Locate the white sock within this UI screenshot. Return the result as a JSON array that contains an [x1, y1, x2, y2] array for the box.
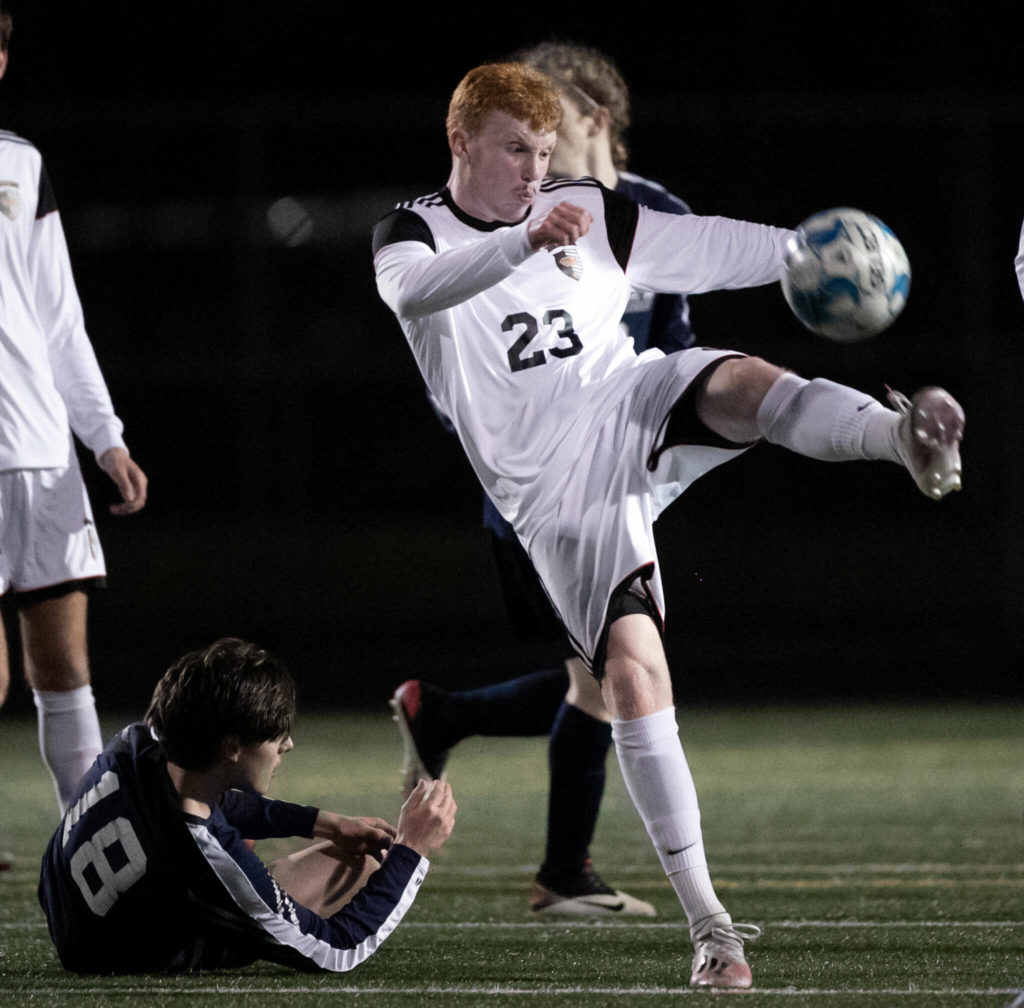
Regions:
[[33, 685, 103, 814], [756, 372, 903, 464], [611, 707, 730, 938]]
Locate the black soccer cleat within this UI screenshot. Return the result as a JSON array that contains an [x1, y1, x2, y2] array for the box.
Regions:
[[529, 859, 656, 918]]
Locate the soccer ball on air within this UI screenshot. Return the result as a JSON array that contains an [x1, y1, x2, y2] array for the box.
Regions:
[[781, 207, 911, 342]]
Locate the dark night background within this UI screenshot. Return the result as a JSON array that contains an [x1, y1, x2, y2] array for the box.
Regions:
[[2, 2, 1021, 717]]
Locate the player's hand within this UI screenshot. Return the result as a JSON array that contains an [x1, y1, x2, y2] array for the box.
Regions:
[[313, 812, 397, 860], [98, 446, 148, 515], [394, 779, 456, 857], [527, 201, 593, 251]]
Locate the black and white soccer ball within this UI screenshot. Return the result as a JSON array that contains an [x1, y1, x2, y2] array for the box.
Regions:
[[782, 207, 911, 343]]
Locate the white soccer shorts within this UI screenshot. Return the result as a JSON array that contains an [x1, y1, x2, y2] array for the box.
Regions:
[[518, 347, 753, 669], [0, 467, 106, 596]]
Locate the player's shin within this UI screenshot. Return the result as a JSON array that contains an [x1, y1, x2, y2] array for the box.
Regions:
[[755, 372, 902, 463], [610, 707, 728, 937]]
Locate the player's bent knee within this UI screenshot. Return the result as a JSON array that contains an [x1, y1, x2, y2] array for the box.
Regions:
[[22, 656, 91, 693], [602, 657, 672, 720], [708, 356, 782, 407], [698, 356, 783, 442], [602, 615, 673, 718], [269, 844, 381, 917]]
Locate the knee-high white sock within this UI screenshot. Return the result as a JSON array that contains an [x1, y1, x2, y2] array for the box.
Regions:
[[33, 685, 103, 814], [756, 372, 903, 464], [612, 707, 730, 938]]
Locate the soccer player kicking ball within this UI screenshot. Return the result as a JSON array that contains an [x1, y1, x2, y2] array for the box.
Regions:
[[39, 638, 456, 974], [372, 61, 963, 989], [391, 40, 702, 922]]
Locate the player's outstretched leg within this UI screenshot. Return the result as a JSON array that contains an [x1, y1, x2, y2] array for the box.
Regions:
[[753, 370, 965, 499]]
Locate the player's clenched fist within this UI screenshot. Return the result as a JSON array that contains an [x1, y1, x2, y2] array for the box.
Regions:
[[528, 201, 594, 251], [395, 778, 456, 856]]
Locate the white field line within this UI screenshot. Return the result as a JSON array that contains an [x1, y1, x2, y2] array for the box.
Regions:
[[439, 863, 1024, 876], [406, 920, 1022, 929], [4, 984, 1021, 998]]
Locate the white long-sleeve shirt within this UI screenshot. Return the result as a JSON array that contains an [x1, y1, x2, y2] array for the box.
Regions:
[[0, 129, 125, 470], [373, 178, 792, 529], [1016, 218, 1024, 304]]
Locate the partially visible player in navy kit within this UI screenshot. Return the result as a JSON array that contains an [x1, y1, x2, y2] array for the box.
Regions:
[[391, 42, 697, 920], [373, 61, 964, 988], [0, 4, 148, 813], [39, 638, 455, 974]]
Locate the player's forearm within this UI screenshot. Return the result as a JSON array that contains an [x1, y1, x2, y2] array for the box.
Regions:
[[31, 215, 127, 460], [220, 789, 319, 840], [374, 224, 534, 319], [52, 345, 126, 462]]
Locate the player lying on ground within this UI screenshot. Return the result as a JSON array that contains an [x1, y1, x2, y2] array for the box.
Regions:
[[372, 61, 964, 989], [38, 638, 455, 974]]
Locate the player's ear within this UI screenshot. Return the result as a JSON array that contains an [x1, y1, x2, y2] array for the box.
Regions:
[[220, 734, 243, 763], [0, 50, 8, 80], [449, 128, 470, 161], [589, 106, 611, 137]]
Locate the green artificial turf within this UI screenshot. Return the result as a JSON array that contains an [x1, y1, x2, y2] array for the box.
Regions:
[[1, 703, 1021, 1006]]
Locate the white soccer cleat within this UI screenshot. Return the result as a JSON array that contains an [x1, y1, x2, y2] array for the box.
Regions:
[[689, 922, 761, 989], [887, 386, 965, 500]]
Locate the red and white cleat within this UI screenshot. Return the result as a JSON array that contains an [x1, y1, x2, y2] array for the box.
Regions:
[[690, 922, 761, 989]]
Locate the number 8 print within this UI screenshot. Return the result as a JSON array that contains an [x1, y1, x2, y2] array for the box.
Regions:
[[69, 817, 147, 916]]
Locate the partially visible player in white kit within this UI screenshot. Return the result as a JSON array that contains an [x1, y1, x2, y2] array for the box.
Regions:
[[1016, 217, 1024, 302], [0, 6, 148, 814], [372, 61, 964, 989]]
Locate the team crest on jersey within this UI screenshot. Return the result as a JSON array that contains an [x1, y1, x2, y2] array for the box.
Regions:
[[553, 244, 584, 282], [0, 181, 21, 221]]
